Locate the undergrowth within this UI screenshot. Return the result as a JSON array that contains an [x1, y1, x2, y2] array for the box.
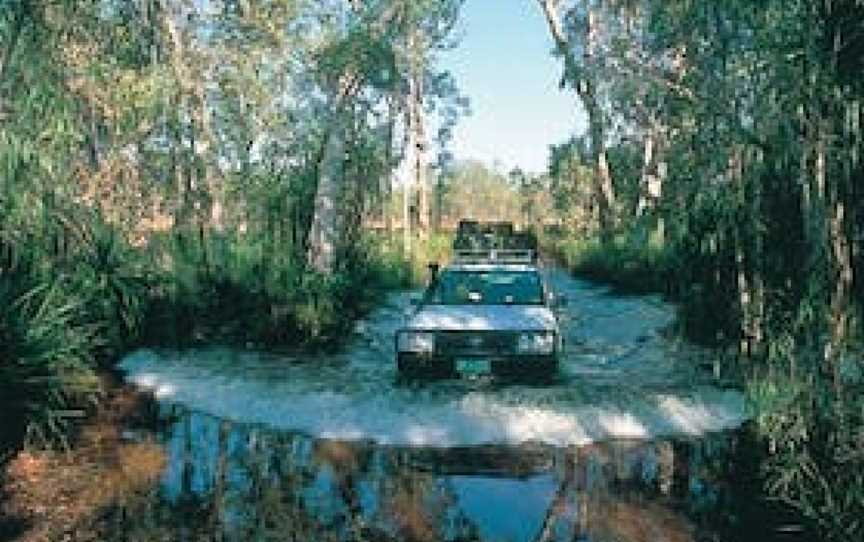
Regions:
[[1, 221, 426, 456], [545, 232, 674, 295]]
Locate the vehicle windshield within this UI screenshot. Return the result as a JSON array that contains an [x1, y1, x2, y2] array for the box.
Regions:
[[425, 270, 545, 306]]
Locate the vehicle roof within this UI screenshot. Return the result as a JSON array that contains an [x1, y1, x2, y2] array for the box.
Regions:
[[443, 263, 540, 273]]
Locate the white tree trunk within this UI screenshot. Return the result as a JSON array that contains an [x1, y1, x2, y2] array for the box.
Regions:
[[637, 124, 664, 217], [193, 77, 223, 231], [308, 107, 348, 274], [306, 0, 399, 272], [401, 112, 414, 254], [637, 121, 666, 243], [409, 35, 429, 240]]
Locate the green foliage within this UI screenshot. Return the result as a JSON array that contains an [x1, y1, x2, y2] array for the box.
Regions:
[[749, 366, 864, 541], [433, 160, 553, 226], [548, 233, 673, 296], [357, 235, 416, 291], [406, 233, 453, 283], [0, 267, 101, 455], [546, 140, 594, 230], [136, 231, 417, 350], [0, 205, 158, 456], [73, 224, 152, 358]]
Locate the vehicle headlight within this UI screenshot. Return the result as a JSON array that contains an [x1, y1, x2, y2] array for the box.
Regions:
[[398, 331, 436, 353], [517, 332, 555, 354]]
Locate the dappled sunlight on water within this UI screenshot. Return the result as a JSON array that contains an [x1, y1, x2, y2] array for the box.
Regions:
[[121, 347, 745, 447]]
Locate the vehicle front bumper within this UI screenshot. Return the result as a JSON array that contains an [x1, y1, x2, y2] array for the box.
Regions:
[[397, 352, 558, 378]]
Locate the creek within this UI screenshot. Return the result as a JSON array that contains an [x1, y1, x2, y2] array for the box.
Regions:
[[112, 269, 805, 541]]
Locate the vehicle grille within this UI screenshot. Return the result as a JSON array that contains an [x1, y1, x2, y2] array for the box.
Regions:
[[436, 331, 517, 356]]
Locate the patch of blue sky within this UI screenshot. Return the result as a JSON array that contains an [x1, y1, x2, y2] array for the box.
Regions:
[[437, 0, 587, 174]]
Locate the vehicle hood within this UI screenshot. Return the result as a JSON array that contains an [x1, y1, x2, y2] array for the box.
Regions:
[[405, 305, 556, 332]]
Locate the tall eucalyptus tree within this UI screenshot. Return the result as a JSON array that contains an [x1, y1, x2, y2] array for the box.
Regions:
[[537, 0, 617, 241], [306, 0, 462, 271]]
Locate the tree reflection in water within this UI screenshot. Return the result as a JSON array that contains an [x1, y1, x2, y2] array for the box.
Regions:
[[88, 403, 776, 542]]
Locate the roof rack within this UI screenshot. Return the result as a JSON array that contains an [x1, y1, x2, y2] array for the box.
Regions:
[[453, 249, 536, 265]]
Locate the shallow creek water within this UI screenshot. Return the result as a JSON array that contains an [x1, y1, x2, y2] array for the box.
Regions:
[[113, 269, 791, 541]]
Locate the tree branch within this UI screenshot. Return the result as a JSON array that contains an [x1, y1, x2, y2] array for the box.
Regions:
[[537, 0, 583, 90]]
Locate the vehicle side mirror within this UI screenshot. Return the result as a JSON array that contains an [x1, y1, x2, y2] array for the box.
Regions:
[[427, 262, 440, 283], [554, 294, 568, 308]]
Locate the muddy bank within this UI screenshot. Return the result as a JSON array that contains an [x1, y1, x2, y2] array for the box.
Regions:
[[0, 378, 164, 542]]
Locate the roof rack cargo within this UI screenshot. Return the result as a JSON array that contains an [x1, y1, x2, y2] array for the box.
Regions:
[[453, 249, 536, 265], [453, 220, 538, 253]]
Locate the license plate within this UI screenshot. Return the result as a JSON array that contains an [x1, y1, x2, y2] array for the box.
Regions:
[[456, 358, 491, 375]]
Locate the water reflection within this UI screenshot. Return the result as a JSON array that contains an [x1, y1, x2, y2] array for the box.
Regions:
[[99, 404, 750, 542]]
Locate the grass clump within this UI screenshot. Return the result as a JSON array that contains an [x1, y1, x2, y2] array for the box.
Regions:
[[0, 216, 156, 457], [547, 232, 674, 295], [746, 360, 864, 542], [138, 231, 424, 350], [0, 267, 100, 457]]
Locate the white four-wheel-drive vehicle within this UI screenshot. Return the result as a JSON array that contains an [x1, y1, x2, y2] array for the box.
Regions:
[[396, 249, 565, 379]]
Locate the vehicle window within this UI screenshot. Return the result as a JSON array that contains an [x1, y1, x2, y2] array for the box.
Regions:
[[426, 270, 544, 305]]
